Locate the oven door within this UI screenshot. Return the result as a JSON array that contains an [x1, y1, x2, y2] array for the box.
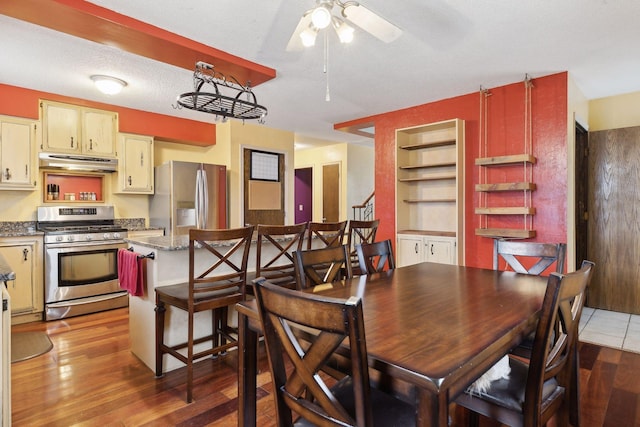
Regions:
[[44, 240, 128, 304]]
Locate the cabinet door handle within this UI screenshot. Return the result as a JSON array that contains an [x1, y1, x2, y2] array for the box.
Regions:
[[23, 248, 28, 261], [24, 164, 28, 177], [128, 176, 132, 186], [4, 168, 10, 181], [430, 244, 434, 255], [140, 152, 144, 166], [89, 139, 93, 150], [70, 136, 74, 148], [414, 243, 419, 254]]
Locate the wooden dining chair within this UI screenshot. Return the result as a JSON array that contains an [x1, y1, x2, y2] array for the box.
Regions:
[[293, 245, 353, 289], [254, 222, 308, 290], [253, 279, 417, 427], [154, 225, 254, 403], [356, 239, 395, 274], [455, 260, 594, 427], [494, 239, 567, 276], [306, 220, 347, 249], [346, 219, 379, 275]]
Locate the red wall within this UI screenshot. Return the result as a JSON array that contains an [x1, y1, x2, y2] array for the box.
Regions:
[[0, 84, 216, 146], [372, 72, 568, 269]]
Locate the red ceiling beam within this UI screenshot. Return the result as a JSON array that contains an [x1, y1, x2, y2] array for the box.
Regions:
[[0, 0, 276, 87]]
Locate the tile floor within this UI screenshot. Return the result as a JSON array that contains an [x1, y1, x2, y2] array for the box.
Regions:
[[579, 306, 640, 353]]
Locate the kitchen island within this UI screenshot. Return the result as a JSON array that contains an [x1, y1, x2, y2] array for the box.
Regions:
[[124, 233, 295, 373]]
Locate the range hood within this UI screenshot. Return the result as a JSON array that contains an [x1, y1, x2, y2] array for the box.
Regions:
[[39, 153, 118, 173]]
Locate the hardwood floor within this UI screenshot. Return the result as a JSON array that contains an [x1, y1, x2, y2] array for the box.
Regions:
[[11, 307, 640, 426]]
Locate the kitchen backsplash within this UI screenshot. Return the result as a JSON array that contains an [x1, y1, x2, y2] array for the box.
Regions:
[[0, 218, 149, 234]]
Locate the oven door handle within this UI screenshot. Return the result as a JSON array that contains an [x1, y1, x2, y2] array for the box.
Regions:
[[46, 292, 128, 308], [46, 240, 126, 249]]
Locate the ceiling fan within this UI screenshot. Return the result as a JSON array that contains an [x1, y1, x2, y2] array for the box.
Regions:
[[286, 0, 402, 51]]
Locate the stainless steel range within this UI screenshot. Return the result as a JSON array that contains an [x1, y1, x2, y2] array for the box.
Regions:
[[37, 206, 129, 320]]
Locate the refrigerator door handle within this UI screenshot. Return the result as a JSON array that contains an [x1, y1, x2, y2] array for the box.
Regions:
[[195, 168, 209, 229]]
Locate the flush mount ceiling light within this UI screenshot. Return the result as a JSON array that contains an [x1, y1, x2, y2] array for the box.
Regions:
[[174, 62, 268, 123], [286, 0, 402, 51], [90, 75, 127, 95]]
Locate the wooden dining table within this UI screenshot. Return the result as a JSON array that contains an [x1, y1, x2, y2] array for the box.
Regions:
[[236, 262, 548, 427]]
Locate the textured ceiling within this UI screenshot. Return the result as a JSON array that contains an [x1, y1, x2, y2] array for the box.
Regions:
[[1, 0, 639, 148]]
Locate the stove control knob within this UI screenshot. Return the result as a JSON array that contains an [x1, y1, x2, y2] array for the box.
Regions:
[[85, 235, 92, 241], [67, 235, 74, 242], [56, 236, 64, 242], [113, 232, 121, 239], [103, 233, 111, 240]]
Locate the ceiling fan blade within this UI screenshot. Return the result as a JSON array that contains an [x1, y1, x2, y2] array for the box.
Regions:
[[286, 13, 313, 52], [342, 3, 402, 43]]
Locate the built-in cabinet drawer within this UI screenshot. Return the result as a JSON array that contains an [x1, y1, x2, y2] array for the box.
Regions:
[[397, 233, 456, 267]]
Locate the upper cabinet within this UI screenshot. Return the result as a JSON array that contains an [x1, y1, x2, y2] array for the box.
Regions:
[[114, 133, 154, 194], [41, 100, 117, 158], [396, 119, 465, 265], [0, 115, 38, 190]]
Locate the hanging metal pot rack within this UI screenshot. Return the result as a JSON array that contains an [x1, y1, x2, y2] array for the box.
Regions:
[[174, 61, 268, 123]]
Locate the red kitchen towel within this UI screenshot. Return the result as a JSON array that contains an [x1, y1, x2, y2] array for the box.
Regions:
[[118, 248, 145, 296]]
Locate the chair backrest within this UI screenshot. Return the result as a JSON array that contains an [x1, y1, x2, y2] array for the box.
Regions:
[[293, 245, 353, 289], [256, 223, 308, 289], [524, 260, 594, 423], [189, 225, 254, 300], [307, 221, 347, 250], [493, 240, 567, 275], [356, 239, 395, 274], [346, 220, 380, 254], [253, 279, 373, 427]]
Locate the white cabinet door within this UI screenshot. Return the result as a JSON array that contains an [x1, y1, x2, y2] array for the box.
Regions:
[[83, 109, 117, 157], [424, 237, 456, 265], [41, 101, 81, 153], [116, 133, 154, 194], [0, 238, 42, 316], [0, 117, 36, 189], [397, 234, 423, 267]]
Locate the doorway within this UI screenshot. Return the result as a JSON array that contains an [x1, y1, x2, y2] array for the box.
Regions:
[[322, 163, 340, 222], [574, 122, 588, 272], [294, 167, 312, 224]]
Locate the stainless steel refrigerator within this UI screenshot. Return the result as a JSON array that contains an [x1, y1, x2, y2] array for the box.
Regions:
[[149, 161, 227, 236]]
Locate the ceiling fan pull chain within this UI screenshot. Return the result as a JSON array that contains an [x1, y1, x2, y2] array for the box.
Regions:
[[324, 30, 331, 101]]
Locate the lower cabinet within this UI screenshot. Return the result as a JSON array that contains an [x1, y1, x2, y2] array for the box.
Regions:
[[397, 233, 456, 267], [0, 236, 43, 324]]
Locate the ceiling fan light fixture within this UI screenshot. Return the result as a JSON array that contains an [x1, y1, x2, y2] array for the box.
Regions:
[[300, 26, 319, 47], [311, 4, 332, 29], [332, 17, 354, 43], [90, 75, 127, 95]]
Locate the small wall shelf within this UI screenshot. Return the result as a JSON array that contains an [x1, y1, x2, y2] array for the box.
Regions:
[[475, 182, 536, 192], [475, 154, 536, 166], [399, 175, 456, 183], [475, 228, 536, 239], [403, 198, 457, 203], [475, 207, 536, 215]]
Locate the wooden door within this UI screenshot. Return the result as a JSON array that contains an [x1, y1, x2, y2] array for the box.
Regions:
[[575, 122, 588, 271], [322, 163, 340, 222], [588, 126, 640, 314], [244, 148, 285, 226]]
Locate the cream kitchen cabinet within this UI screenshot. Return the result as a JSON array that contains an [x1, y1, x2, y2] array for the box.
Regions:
[[114, 133, 154, 194], [0, 115, 38, 190], [397, 232, 456, 267], [0, 236, 43, 324], [41, 100, 118, 157]]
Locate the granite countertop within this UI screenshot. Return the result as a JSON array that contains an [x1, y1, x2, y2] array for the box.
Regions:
[[125, 234, 190, 251], [0, 251, 16, 282], [0, 221, 43, 238]]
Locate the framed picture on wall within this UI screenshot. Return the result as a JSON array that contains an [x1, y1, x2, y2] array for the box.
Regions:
[[250, 150, 279, 182]]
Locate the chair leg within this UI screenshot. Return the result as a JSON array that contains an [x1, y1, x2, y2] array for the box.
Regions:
[[187, 309, 194, 403], [154, 299, 166, 378]]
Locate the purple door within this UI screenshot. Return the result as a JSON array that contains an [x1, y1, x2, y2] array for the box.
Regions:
[[295, 167, 312, 224]]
